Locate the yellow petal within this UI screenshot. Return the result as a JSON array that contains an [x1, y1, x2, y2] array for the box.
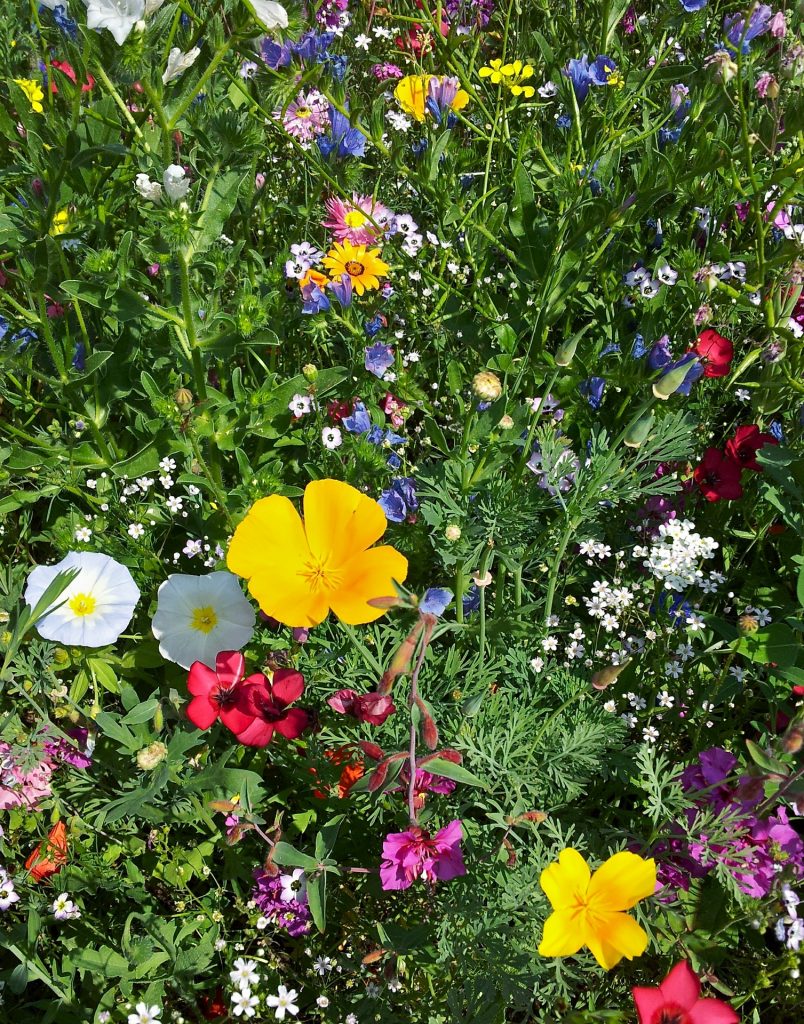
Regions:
[[540, 848, 591, 911], [303, 479, 388, 568], [227, 495, 310, 581], [538, 909, 585, 958], [394, 76, 427, 121], [329, 546, 408, 625], [248, 561, 330, 628], [588, 851, 656, 911], [452, 89, 470, 112], [583, 911, 649, 970]]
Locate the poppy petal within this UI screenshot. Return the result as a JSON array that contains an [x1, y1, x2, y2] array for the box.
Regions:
[[632, 987, 666, 1024], [537, 909, 586, 958], [227, 495, 311, 580], [329, 546, 409, 625], [303, 479, 388, 568], [584, 911, 648, 970], [659, 962, 701, 1010], [249, 559, 331, 628], [587, 851, 656, 910], [235, 719, 275, 747], [219, 704, 257, 736], [186, 695, 219, 730], [215, 650, 245, 687], [187, 661, 219, 697], [688, 999, 740, 1024], [540, 847, 591, 911]]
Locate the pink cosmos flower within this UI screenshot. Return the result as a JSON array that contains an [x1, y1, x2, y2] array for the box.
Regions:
[[323, 194, 394, 246], [632, 961, 739, 1024], [380, 819, 465, 890], [278, 90, 329, 144], [186, 650, 256, 733]]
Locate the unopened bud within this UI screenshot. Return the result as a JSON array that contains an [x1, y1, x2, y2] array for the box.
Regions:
[[137, 741, 168, 771], [624, 411, 655, 448], [554, 335, 580, 367], [445, 524, 461, 542], [174, 387, 194, 413], [739, 614, 759, 634], [302, 363, 318, 382], [152, 704, 164, 733]]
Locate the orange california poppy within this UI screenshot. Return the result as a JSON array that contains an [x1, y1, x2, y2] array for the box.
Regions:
[[227, 479, 408, 628], [25, 820, 68, 882]]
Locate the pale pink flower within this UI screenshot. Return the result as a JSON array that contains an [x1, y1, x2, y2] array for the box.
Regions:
[[769, 11, 786, 37], [322, 193, 394, 245], [277, 90, 328, 144]]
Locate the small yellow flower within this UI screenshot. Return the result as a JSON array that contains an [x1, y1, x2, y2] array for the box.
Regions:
[[478, 59, 535, 99], [479, 59, 505, 85], [394, 75, 428, 121], [14, 78, 44, 114]]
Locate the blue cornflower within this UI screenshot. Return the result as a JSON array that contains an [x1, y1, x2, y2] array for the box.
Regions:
[[317, 106, 366, 160], [579, 376, 606, 410], [364, 341, 394, 377]]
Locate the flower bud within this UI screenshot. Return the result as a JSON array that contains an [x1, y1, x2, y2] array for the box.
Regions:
[[174, 387, 194, 413], [137, 741, 168, 771], [554, 335, 580, 367], [652, 358, 698, 400], [152, 704, 164, 733], [498, 414, 514, 430], [302, 363, 318, 382], [738, 614, 759, 634], [472, 370, 502, 402], [623, 411, 655, 448], [445, 524, 461, 542]]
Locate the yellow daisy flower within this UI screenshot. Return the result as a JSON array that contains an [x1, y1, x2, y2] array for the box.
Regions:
[[323, 240, 389, 296]]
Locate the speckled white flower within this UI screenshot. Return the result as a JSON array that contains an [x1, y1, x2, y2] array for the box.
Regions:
[[151, 571, 255, 669], [24, 552, 140, 647]]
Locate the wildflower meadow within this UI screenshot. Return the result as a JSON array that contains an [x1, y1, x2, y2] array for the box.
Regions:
[[2, 0, 804, 1021]]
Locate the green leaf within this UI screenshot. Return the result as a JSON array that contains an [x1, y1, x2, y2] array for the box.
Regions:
[[59, 280, 154, 323], [189, 171, 249, 258], [307, 871, 326, 933], [71, 946, 130, 979], [94, 712, 140, 751], [745, 739, 788, 776], [9, 961, 28, 994], [734, 623, 800, 668], [271, 842, 319, 871], [421, 757, 488, 789], [121, 699, 160, 725]]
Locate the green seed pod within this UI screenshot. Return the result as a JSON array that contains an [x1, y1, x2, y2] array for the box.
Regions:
[[623, 411, 655, 448]]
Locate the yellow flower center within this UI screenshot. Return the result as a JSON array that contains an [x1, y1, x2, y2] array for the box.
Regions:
[[68, 593, 96, 617], [344, 210, 368, 228], [296, 106, 311, 119], [345, 260, 365, 277], [301, 559, 341, 593], [190, 606, 218, 633]]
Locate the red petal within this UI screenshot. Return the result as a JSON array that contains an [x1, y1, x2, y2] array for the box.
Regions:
[[271, 669, 305, 708], [659, 962, 700, 1010], [187, 662, 218, 697], [187, 695, 219, 730], [219, 705, 257, 736], [236, 719, 274, 747], [274, 707, 311, 740], [631, 987, 665, 1024], [232, 677, 270, 716], [688, 999, 740, 1024], [215, 650, 245, 688]]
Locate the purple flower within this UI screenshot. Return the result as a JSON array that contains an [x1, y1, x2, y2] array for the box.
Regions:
[[252, 868, 311, 936], [43, 728, 93, 770], [680, 0, 708, 10], [564, 55, 592, 102], [365, 342, 395, 378], [724, 5, 773, 53], [329, 272, 352, 308], [300, 280, 330, 315], [426, 76, 463, 124], [261, 38, 293, 69], [589, 55, 618, 86], [647, 334, 673, 370]]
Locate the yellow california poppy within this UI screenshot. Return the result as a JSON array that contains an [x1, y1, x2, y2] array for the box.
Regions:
[[323, 240, 389, 296], [394, 74, 469, 122], [14, 78, 44, 114], [227, 479, 408, 628], [538, 848, 656, 970], [394, 75, 429, 121]]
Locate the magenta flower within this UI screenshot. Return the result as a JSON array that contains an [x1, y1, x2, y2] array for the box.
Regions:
[[380, 819, 465, 890]]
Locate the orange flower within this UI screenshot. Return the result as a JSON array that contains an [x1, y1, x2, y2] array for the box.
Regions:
[[26, 821, 68, 882]]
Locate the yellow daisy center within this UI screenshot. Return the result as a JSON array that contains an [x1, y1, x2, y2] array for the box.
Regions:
[[68, 593, 96, 617], [344, 210, 368, 228], [296, 106, 311, 119], [345, 260, 365, 276], [190, 606, 218, 633]]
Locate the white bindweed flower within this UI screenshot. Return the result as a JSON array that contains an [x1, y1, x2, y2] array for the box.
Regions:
[[162, 46, 202, 85], [135, 173, 162, 202], [151, 571, 255, 669], [84, 0, 145, 46], [247, 0, 288, 30], [163, 164, 190, 203], [24, 552, 140, 648]]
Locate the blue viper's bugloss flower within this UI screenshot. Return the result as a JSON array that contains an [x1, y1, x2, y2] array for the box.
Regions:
[[580, 376, 606, 409], [724, 5, 772, 53], [419, 588, 453, 617], [261, 38, 293, 68], [411, 138, 429, 157], [300, 282, 330, 314], [365, 341, 394, 377], [659, 125, 683, 148], [322, 54, 348, 81], [387, 452, 402, 470], [0, 316, 9, 341], [343, 401, 372, 434], [769, 420, 784, 443], [72, 341, 86, 371], [680, 0, 708, 10], [364, 316, 385, 340], [317, 107, 366, 159], [378, 477, 418, 523], [632, 334, 648, 358], [600, 343, 620, 357], [556, 114, 571, 128], [647, 335, 673, 370], [10, 327, 37, 352]]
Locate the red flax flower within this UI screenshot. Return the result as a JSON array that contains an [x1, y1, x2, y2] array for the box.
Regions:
[[632, 961, 739, 1024], [725, 424, 777, 472], [327, 688, 396, 725], [26, 821, 68, 882], [693, 448, 743, 502], [232, 669, 310, 747], [692, 329, 734, 377], [186, 650, 256, 734]]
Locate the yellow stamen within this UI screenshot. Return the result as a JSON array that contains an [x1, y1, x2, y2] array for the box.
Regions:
[[190, 606, 218, 633], [69, 593, 96, 617]]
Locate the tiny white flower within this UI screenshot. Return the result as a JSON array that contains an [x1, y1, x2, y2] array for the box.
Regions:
[[354, 33, 371, 50], [128, 523, 145, 539], [74, 526, 92, 542], [289, 394, 312, 417], [322, 426, 342, 449], [642, 725, 660, 744], [265, 984, 299, 1020], [230, 958, 260, 989], [230, 988, 258, 1018], [657, 691, 675, 708], [162, 46, 202, 85], [603, 699, 617, 713], [127, 1003, 161, 1024], [279, 869, 306, 904]]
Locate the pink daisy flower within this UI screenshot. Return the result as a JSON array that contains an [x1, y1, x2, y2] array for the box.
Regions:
[[323, 193, 394, 245], [277, 89, 329, 144]]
